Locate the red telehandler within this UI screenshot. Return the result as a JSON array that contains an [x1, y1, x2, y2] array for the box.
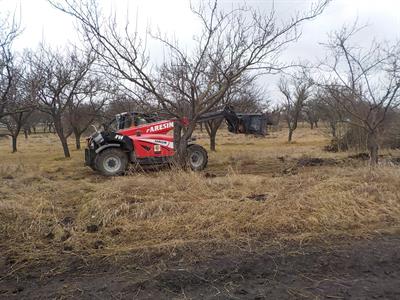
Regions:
[[85, 106, 267, 176]]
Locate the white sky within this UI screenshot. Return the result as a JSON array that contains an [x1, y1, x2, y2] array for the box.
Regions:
[[1, 0, 400, 101]]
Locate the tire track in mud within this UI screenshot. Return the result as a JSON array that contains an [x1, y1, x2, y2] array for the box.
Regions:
[[1, 234, 399, 299], [206, 156, 339, 177], [206, 154, 400, 177]]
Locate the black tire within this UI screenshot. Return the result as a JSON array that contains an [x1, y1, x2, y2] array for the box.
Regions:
[[95, 148, 128, 176], [187, 144, 208, 171]]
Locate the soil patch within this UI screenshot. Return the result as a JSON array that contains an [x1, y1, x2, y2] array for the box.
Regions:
[[348, 152, 370, 160], [1, 234, 399, 299], [297, 157, 337, 167]]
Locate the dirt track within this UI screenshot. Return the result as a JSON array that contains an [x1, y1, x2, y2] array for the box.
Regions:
[[1, 234, 399, 299]]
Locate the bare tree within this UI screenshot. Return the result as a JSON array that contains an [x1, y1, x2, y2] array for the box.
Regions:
[[0, 58, 39, 152], [23, 110, 46, 134], [318, 24, 400, 165], [314, 88, 345, 139], [279, 75, 312, 142], [1, 110, 33, 152], [30, 46, 95, 157], [303, 97, 320, 129], [267, 104, 283, 130], [0, 14, 20, 118], [66, 75, 108, 149], [50, 0, 330, 165]]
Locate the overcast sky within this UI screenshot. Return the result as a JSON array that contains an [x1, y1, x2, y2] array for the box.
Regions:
[[2, 0, 400, 101]]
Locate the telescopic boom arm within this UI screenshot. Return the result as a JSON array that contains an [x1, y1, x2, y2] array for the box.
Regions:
[[194, 106, 242, 133]]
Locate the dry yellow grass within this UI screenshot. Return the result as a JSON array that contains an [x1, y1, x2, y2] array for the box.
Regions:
[[1, 127, 400, 269]]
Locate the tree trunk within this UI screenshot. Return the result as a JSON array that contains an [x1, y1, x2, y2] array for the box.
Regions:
[[75, 134, 81, 150], [205, 119, 223, 152], [310, 122, 314, 130], [74, 129, 81, 150], [173, 123, 186, 168], [11, 135, 17, 153], [286, 116, 297, 143], [173, 122, 196, 168], [24, 130, 28, 139], [210, 132, 216, 151], [54, 120, 71, 158], [330, 122, 337, 138], [60, 136, 70, 158], [367, 131, 379, 166], [288, 128, 294, 142]]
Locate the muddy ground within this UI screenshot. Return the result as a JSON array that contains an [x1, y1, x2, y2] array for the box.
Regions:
[[1, 234, 399, 299]]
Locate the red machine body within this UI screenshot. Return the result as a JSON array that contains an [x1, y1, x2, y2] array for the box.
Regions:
[[117, 119, 176, 158]]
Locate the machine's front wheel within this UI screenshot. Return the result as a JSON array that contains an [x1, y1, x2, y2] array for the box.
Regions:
[[187, 144, 208, 171], [95, 148, 128, 176]]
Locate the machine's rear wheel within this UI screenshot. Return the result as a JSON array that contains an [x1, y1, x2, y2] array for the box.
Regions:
[[187, 144, 208, 171], [95, 148, 128, 176]]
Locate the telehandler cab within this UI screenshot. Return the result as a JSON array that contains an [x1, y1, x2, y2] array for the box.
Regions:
[[85, 106, 267, 176]]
